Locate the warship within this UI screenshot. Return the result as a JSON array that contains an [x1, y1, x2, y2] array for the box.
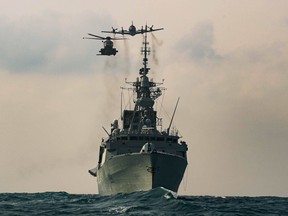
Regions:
[[89, 26, 188, 195]]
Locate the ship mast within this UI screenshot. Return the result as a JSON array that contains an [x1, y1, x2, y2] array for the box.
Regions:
[[140, 25, 150, 76], [127, 25, 164, 134], [133, 25, 155, 112]]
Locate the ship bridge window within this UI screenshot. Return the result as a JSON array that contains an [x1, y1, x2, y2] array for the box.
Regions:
[[139, 136, 144, 140], [157, 137, 164, 141], [151, 137, 155, 141], [121, 136, 128, 140]]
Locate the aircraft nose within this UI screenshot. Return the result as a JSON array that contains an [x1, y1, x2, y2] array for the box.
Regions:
[[129, 25, 136, 32]]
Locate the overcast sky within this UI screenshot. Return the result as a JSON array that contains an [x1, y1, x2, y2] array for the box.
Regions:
[[1, 0, 288, 196]]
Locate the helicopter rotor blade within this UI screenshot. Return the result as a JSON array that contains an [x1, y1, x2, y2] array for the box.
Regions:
[[87, 33, 105, 40], [83, 37, 102, 40]]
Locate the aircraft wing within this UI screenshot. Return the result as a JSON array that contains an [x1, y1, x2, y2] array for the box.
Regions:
[[134, 30, 145, 35], [102, 30, 117, 34], [134, 27, 164, 35], [101, 30, 129, 35], [101, 27, 164, 36], [145, 27, 164, 33]]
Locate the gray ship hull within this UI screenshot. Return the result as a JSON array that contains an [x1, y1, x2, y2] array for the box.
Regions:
[[97, 152, 187, 195]]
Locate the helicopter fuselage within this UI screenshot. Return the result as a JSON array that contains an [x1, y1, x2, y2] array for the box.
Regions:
[[99, 39, 117, 56], [99, 46, 117, 56]]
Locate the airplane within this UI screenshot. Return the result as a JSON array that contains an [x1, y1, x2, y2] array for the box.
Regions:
[[83, 33, 127, 56], [102, 22, 164, 36]]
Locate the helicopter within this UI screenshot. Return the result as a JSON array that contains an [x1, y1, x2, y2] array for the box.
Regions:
[[102, 22, 164, 36], [83, 33, 127, 56]]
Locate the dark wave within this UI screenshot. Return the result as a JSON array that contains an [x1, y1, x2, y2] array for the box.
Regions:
[[0, 188, 287, 215]]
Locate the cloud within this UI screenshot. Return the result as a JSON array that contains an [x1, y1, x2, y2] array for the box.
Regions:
[[0, 14, 59, 73], [177, 21, 222, 63], [165, 22, 288, 195], [0, 11, 114, 74]]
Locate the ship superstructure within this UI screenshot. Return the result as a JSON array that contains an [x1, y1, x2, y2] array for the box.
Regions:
[[89, 27, 188, 195]]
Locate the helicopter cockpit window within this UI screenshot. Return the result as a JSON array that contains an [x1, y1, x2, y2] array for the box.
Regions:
[[104, 40, 113, 47]]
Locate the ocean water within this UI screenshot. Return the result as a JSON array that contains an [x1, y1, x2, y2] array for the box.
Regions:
[[0, 188, 287, 216]]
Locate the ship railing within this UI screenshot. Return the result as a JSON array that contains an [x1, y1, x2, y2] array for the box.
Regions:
[[162, 127, 178, 137]]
